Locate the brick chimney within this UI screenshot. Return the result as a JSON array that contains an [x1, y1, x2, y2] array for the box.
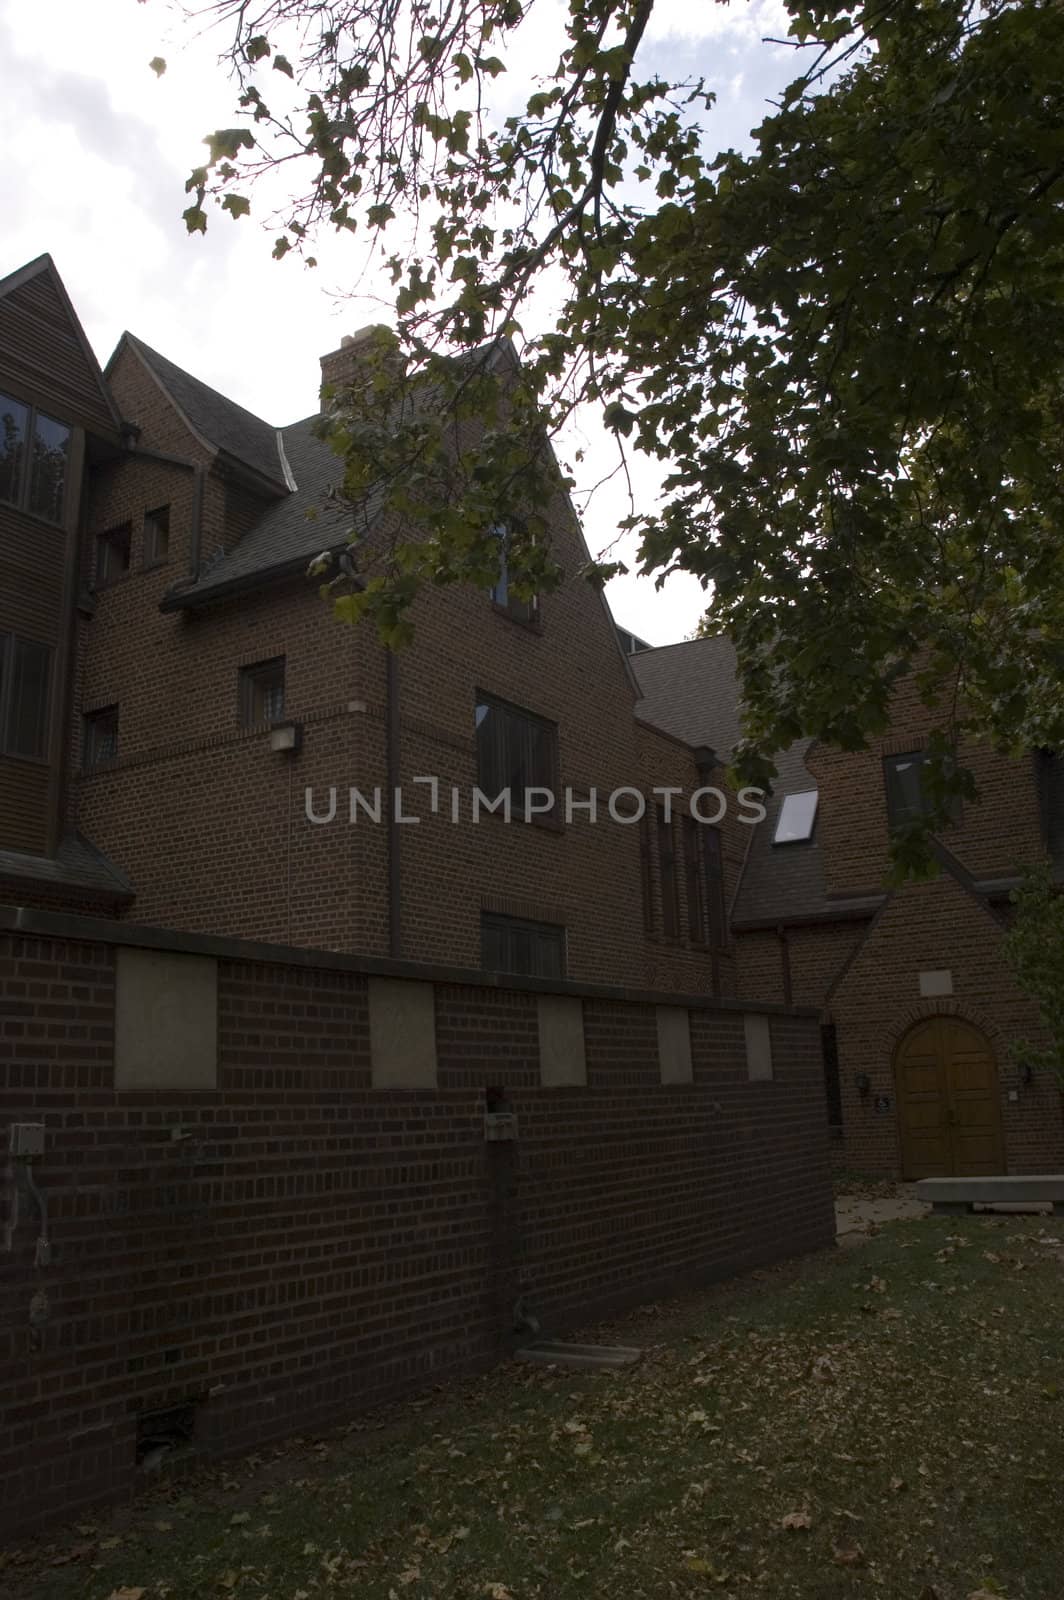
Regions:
[[319, 325, 393, 407]]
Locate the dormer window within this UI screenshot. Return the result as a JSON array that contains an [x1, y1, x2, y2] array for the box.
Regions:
[[0, 392, 71, 526], [774, 789, 818, 844]]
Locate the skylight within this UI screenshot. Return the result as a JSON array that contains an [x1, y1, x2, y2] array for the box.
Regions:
[[773, 789, 818, 844]]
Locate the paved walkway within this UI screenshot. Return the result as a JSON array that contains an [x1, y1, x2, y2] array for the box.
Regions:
[[835, 1181, 928, 1247]]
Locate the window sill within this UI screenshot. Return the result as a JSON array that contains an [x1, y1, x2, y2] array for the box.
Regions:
[[491, 601, 542, 634]]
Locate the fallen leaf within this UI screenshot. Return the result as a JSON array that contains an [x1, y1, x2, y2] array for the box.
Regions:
[[781, 1509, 813, 1531], [108, 1590, 146, 1600], [832, 1543, 866, 1567], [229, 1512, 251, 1527]]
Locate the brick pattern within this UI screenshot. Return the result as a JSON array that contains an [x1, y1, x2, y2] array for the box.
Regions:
[[828, 875, 1064, 1176], [67, 356, 743, 992], [0, 928, 832, 1535]]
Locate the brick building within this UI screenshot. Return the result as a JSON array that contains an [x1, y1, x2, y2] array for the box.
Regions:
[[0, 254, 840, 1534], [633, 637, 1064, 1179], [3, 249, 1059, 1189], [2, 255, 741, 997]]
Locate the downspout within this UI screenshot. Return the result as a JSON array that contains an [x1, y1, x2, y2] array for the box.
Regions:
[[188, 466, 206, 581], [386, 647, 402, 959], [777, 922, 793, 1008]]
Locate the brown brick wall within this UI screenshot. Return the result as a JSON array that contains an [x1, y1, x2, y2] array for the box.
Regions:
[[808, 673, 1046, 900], [69, 367, 749, 994], [828, 874, 1064, 1176], [0, 919, 832, 1536]]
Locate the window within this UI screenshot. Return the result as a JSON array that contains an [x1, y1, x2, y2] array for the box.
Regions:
[[883, 750, 960, 827], [0, 393, 28, 507], [821, 1024, 843, 1132], [683, 814, 705, 944], [0, 633, 51, 760], [640, 812, 655, 935], [701, 824, 727, 947], [83, 705, 119, 770], [29, 413, 71, 523], [95, 523, 131, 587], [656, 805, 680, 939], [481, 913, 566, 979], [144, 504, 170, 567], [683, 816, 727, 947], [489, 524, 539, 626], [0, 393, 70, 525], [774, 789, 818, 844], [239, 657, 286, 727], [475, 692, 558, 817]]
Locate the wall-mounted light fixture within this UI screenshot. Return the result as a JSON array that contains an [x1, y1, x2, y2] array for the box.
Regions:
[[269, 721, 302, 756]]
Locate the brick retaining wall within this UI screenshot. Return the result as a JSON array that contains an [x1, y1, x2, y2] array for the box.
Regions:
[[0, 907, 833, 1536]]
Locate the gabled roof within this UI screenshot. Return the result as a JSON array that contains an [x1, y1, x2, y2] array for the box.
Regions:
[[0, 253, 121, 438], [630, 635, 884, 928], [114, 332, 289, 491], [160, 411, 363, 610]]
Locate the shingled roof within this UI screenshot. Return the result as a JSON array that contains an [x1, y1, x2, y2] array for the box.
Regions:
[[159, 411, 362, 610], [119, 333, 290, 491], [630, 637, 884, 929], [0, 833, 133, 901]]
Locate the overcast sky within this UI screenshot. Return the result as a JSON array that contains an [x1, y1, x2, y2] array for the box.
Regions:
[[0, 0, 798, 645]]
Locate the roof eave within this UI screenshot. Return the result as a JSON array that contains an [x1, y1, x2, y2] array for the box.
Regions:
[[159, 544, 357, 613]]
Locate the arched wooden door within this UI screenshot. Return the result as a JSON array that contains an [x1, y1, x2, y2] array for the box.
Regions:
[[894, 1017, 1006, 1179]]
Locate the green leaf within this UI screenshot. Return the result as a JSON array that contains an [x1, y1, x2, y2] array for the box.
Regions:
[[222, 194, 251, 219], [148, 57, 166, 78], [182, 205, 207, 235]]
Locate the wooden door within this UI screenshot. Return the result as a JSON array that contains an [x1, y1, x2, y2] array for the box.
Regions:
[[895, 1017, 1005, 1179]]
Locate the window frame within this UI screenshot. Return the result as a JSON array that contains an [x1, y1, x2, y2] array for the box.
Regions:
[[488, 524, 541, 629], [639, 811, 655, 935], [682, 815, 727, 949], [474, 690, 559, 822], [238, 656, 287, 729], [883, 749, 961, 828], [94, 522, 132, 588], [143, 504, 171, 569], [0, 632, 53, 764], [481, 911, 567, 979], [656, 804, 680, 940], [82, 704, 119, 772], [773, 788, 819, 845], [0, 391, 71, 528]]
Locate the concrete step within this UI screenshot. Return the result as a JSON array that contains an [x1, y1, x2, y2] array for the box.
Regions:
[[514, 1340, 642, 1370], [916, 1175, 1064, 1214]]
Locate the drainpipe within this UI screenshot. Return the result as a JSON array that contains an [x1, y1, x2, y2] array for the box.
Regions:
[[386, 647, 402, 959], [188, 466, 206, 581], [777, 922, 793, 1008]]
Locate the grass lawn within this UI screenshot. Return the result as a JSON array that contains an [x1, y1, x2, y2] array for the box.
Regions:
[[7, 1212, 1064, 1600]]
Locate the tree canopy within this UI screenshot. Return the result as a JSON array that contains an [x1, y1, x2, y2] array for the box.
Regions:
[[165, 0, 1064, 846]]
